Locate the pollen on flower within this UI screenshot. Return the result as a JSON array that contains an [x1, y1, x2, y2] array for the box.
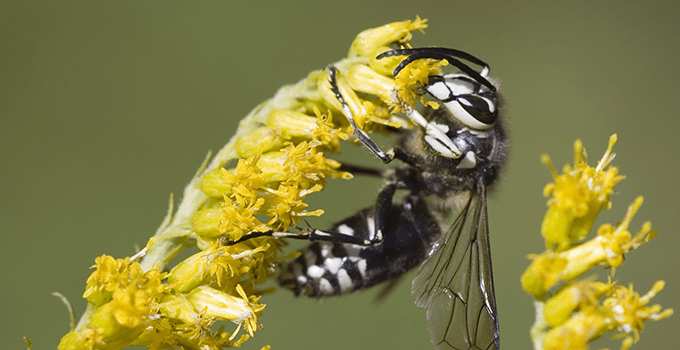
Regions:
[[83, 255, 165, 307], [218, 194, 268, 242], [349, 16, 428, 60], [523, 196, 657, 296], [61, 18, 436, 350], [601, 281, 673, 348], [542, 281, 672, 350], [541, 134, 625, 251], [167, 242, 272, 293], [394, 58, 445, 111], [110, 286, 154, 328], [521, 253, 567, 297], [309, 106, 349, 152], [543, 280, 612, 327], [525, 135, 672, 350], [58, 327, 104, 350], [186, 285, 266, 337]]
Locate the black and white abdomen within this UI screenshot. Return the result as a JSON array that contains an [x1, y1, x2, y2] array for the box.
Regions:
[[278, 193, 440, 297]]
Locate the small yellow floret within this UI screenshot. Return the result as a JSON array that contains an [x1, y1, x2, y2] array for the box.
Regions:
[[543, 281, 672, 350], [349, 16, 427, 59], [523, 197, 656, 295], [187, 285, 265, 337], [541, 135, 624, 251]]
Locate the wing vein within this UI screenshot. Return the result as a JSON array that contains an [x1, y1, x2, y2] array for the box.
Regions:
[[412, 183, 500, 350]]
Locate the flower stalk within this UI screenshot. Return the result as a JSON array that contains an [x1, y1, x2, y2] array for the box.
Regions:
[[58, 17, 440, 350], [522, 135, 672, 350]]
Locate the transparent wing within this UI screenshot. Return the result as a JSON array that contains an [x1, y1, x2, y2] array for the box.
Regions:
[[412, 184, 500, 350]]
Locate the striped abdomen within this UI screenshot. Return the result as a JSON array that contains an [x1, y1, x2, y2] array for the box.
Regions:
[[278, 194, 440, 297]]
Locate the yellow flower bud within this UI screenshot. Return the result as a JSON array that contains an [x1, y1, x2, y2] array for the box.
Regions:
[[191, 208, 223, 237], [235, 127, 285, 158], [167, 250, 211, 293], [348, 17, 428, 59], [88, 299, 149, 350], [201, 168, 233, 198], [345, 64, 395, 103], [158, 293, 200, 324], [187, 285, 265, 336], [58, 327, 104, 350], [543, 307, 604, 350], [266, 109, 319, 138], [540, 135, 624, 251], [521, 253, 567, 296], [544, 281, 610, 327]]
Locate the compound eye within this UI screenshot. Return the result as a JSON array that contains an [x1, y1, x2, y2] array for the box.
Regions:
[[457, 95, 498, 126]]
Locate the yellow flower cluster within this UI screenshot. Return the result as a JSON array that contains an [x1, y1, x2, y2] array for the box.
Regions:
[[59, 248, 265, 349], [522, 135, 672, 350], [59, 18, 442, 350], [193, 17, 443, 251]]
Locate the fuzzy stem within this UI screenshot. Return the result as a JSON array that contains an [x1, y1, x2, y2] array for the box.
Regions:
[[530, 299, 548, 350]]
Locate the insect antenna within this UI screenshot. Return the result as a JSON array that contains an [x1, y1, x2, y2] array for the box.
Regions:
[[377, 47, 496, 92]]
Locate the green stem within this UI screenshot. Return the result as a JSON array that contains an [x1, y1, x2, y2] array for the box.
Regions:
[[530, 299, 548, 350]]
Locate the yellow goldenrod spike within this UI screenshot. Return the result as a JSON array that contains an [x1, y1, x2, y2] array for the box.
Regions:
[[528, 135, 671, 350], [63, 19, 449, 350]]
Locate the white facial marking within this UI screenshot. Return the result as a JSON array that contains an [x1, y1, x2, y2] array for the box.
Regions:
[[443, 100, 493, 130], [456, 151, 477, 169], [307, 265, 324, 279], [485, 97, 496, 114], [296, 275, 307, 284], [324, 257, 342, 274], [337, 269, 353, 292], [446, 77, 475, 96], [426, 81, 451, 100]]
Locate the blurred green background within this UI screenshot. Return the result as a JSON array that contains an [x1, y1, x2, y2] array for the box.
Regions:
[[2, 1, 678, 349]]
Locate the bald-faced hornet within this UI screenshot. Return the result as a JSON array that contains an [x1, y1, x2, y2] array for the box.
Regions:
[[233, 47, 506, 350]]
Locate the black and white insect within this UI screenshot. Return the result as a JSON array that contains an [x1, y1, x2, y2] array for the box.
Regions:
[[234, 47, 506, 350]]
